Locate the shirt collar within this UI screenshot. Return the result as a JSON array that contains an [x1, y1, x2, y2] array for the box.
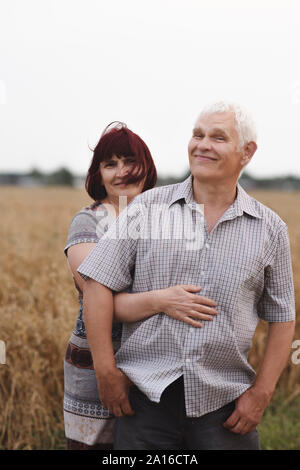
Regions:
[[168, 174, 194, 208], [168, 174, 261, 219], [235, 183, 262, 219]]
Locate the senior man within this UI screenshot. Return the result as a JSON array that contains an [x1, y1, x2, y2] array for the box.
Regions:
[[77, 102, 295, 450]]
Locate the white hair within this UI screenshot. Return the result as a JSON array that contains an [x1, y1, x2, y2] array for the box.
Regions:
[[197, 101, 257, 149]]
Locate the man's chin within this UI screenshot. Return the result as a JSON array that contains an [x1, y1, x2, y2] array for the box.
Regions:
[[191, 170, 216, 182]]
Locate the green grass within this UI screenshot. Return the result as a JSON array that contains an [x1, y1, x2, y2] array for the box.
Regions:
[[258, 393, 300, 450], [50, 429, 67, 450]]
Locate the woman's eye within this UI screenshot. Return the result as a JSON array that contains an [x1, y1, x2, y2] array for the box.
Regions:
[[124, 160, 135, 167]]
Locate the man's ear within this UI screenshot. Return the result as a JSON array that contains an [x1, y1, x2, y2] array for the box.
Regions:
[[241, 141, 257, 166]]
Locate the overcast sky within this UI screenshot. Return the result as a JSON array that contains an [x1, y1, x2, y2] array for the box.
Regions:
[[1, 0, 300, 178]]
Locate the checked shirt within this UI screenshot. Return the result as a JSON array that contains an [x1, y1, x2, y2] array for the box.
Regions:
[[78, 175, 295, 417]]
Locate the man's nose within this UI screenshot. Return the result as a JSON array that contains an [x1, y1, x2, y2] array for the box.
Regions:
[[196, 136, 212, 151]]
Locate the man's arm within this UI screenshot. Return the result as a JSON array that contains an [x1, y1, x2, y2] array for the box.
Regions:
[[224, 223, 296, 435], [223, 320, 295, 435], [82, 279, 134, 417]]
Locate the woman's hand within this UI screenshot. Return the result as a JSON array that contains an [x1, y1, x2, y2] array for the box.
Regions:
[[156, 285, 218, 327]]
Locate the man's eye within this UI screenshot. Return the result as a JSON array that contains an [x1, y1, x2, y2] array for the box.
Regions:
[[193, 134, 203, 139], [215, 136, 225, 141]]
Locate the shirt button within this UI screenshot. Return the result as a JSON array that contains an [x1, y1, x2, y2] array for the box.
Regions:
[[205, 243, 210, 249], [201, 270, 205, 275], [185, 358, 191, 364]]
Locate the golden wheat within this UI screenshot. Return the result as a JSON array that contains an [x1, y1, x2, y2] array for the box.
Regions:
[[0, 187, 299, 449]]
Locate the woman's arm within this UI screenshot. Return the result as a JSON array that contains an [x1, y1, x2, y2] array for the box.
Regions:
[[67, 244, 218, 327], [114, 286, 218, 327], [66, 243, 97, 292]]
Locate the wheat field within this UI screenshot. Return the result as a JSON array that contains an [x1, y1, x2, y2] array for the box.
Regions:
[[0, 186, 299, 450]]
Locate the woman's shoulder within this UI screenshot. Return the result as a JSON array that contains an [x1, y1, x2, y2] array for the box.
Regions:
[[67, 201, 107, 236], [65, 202, 105, 254], [82, 200, 103, 212], [76, 200, 103, 215], [71, 201, 104, 222]]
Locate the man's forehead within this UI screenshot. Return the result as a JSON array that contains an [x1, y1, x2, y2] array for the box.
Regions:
[[194, 111, 236, 130]]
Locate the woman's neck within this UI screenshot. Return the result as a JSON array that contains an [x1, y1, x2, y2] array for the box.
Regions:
[[101, 195, 130, 217]]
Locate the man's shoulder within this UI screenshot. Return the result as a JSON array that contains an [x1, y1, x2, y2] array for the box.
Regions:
[[131, 181, 185, 205], [247, 193, 287, 231]]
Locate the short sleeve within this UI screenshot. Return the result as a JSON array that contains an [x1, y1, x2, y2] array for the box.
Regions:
[[257, 224, 295, 322], [77, 200, 146, 292], [64, 209, 103, 256]]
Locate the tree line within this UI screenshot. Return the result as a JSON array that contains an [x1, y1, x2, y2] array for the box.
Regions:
[[1, 167, 300, 190]]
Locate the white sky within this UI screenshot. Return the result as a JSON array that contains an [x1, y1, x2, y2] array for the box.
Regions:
[[1, 0, 300, 178]]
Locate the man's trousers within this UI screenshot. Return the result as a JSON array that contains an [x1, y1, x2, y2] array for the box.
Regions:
[[114, 376, 261, 450]]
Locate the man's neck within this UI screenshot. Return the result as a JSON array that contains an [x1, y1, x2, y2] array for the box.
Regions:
[[192, 177, 238, 210], [192, 177, 238, 232]]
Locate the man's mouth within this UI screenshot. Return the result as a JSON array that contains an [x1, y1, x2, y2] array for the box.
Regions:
[[194, 155, 217, 161]]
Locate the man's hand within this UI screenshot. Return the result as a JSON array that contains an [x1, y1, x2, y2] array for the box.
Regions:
[[96, 367, 134, 418], [223, 386, 271, 435]]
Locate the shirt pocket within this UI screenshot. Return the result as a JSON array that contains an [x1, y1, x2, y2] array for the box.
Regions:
[[230, 257, 265, 294]]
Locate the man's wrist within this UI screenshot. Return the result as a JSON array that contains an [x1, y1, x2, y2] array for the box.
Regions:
[[94, 361, 118, 378], [251, 381, 275, 402]]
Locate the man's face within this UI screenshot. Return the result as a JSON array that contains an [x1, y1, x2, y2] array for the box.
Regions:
[[188, 111, 251, 184]]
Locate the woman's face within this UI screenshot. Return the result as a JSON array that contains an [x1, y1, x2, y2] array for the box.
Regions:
[[99, 154, 144, 203]]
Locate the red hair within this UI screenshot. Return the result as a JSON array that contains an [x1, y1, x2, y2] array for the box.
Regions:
[[85, 122, 157, 201]]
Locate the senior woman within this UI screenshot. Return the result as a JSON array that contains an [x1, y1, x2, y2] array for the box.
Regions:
[[64, 122, 218, 449]]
